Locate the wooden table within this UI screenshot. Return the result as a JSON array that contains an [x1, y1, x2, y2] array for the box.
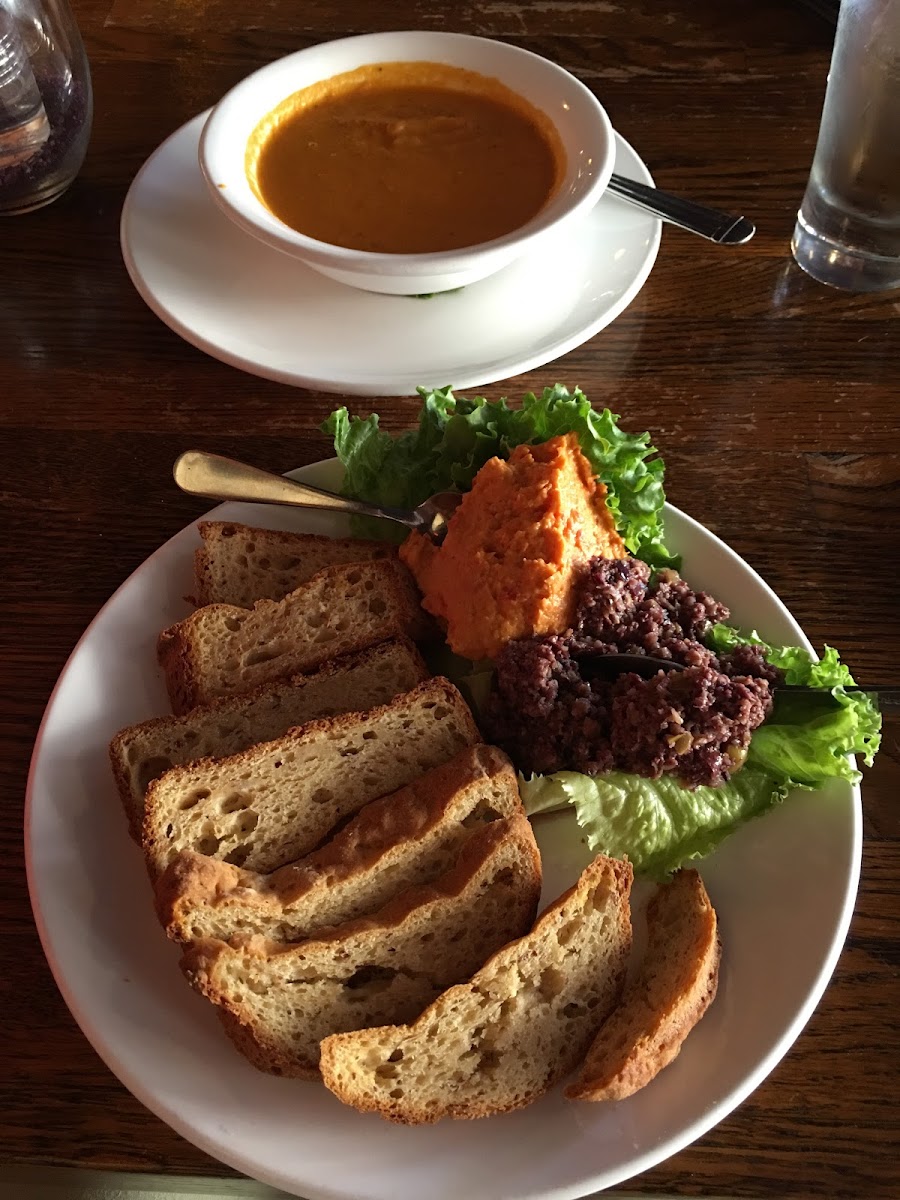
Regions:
[[2, 0, 898, 1195]]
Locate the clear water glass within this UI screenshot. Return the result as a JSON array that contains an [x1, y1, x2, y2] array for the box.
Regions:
[[791, 0, 900, 291], [0, 0, 92, 214]]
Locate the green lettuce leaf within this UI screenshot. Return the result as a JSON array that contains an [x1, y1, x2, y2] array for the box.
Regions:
[[322, 383, 677, 568], [707, 624, 881, 784], [519, 766, 788, 879]]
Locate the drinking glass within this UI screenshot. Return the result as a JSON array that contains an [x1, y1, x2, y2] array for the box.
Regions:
[[0, 0, 92, 214], [791, 0, 900, 291]]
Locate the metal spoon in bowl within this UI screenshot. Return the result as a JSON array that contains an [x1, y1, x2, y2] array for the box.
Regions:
[[173, 449, 463, 545], [606, 174, 756, 245]]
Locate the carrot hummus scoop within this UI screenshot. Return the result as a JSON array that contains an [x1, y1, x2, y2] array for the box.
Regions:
[[399, 433, 627, 662]]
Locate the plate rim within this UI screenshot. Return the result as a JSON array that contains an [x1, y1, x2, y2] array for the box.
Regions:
[[24, 464, 862, 1199], [119, 112, 662, 397]]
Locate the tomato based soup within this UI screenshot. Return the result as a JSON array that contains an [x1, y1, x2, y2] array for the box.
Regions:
[[246, 62, 565, 253]]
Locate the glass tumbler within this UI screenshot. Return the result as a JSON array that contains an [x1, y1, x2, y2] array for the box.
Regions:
[[791, 0, 900, 291], [0, 0, 92, 214]]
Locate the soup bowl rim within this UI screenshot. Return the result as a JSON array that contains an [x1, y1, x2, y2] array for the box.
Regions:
[[198, 30, 615, 290]]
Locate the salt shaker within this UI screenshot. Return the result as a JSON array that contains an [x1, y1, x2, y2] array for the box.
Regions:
[[0, 0, 92, 214]]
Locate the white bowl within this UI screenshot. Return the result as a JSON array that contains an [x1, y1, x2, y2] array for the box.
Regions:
[[199, 31, 615, 295]]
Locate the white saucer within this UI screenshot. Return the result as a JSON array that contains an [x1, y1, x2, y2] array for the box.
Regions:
[[120, 111, 661, 396]]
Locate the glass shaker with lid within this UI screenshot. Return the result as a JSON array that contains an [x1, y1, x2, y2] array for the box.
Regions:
[[0, 0, 92, 214]]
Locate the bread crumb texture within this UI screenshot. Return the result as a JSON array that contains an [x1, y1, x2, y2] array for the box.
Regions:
[[319, 854, 633, 1122]]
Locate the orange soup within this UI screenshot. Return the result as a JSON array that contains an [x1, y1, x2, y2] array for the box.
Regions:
[[246, 61, 565, 254]]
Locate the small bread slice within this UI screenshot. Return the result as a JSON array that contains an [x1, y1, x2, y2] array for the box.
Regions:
[[157, 744, 522, 944], [142, 678, 480, 877], [194, 521, 397, 608], [565, 868, 720, 1103], [159, 558, 432, 715], [110, 638, 429, 841], [319, 854, 633, 1123], [180, 814, 542, 1078]]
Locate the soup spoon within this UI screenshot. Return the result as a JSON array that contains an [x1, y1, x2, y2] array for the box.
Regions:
[[173, 450, 463, 545], [606, 174, 756, 245]]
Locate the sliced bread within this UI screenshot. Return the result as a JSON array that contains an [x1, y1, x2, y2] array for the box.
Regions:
[[156, 744, 522, 944], [159, 558, 432, 715], [110, 638, 429, 841], [180, 814, 543, 1078], [142, 677, 481, 877], [565, 868, 720, 1103], [319, 854, 633, 1123], [194, 521, 397, 608]]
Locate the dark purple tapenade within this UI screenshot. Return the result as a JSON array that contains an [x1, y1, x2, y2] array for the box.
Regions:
[[485, 557, 778, 788]]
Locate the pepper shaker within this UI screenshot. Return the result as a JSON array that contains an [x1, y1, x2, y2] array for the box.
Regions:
[[0, 0, 92, 214]]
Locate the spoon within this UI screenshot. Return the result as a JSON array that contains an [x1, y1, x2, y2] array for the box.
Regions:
[[173, 450, 463, 544], [606, 174, 756, 245], [583, 652, 898, 708]]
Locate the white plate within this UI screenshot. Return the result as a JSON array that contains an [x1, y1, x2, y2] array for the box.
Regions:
[[26, 462, 860, 1200], [120, 113, 661, 396]]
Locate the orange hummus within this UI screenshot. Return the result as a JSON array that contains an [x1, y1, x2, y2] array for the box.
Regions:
[[399, 433, 627, 661]]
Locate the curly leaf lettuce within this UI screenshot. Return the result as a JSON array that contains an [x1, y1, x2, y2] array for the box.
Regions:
[[707, 624, 881, 785], [520, 767, 788, 880], [322, 384, 677, 568], [521, 632, 880, 877]]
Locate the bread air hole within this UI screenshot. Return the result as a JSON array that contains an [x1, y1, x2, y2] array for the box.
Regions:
[[235, 811, 258, 834], [311, 627, 337, 643], [310, 788, 333, 805], [220, 794, 248, 813], [556, 917, 584, 946], [195, 834, 222, 855], [224, 845, 250, 867], [223, 616, 245, 633], [538, 966, 566, 1000], [463, 801, 502, 828], [345, 965, 397, 994], [243, 646, 283, 668], [137, 756, 174, 794], [368, 598, 387, 616], [178, 791, 205, 811]]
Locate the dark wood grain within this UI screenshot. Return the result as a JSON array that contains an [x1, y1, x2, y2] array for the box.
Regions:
[[2, 0, 898, 1196]]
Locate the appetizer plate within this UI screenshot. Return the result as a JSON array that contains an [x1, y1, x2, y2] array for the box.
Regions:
[[26, 461, 860, 1200], [119, 112, 661, 396]]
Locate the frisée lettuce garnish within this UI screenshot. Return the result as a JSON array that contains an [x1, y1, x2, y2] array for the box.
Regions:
[[519, 631, 880, 879], [323, 383, 677, 569]]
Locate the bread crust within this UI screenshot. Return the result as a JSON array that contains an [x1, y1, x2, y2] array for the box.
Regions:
[[155, 744, 520, 943], [180, 814, 542, 1077], [158, 558, 434, 715], [194, 521, 397, 608], [565, 868, 720, 1102], [141, 676, 482, 883], [109, 637, 429, 841], [319, 855, 633, 1122]]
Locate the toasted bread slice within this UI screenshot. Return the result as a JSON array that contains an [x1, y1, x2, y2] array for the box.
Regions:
[[159, 558, 432, 715], [565, 868, 720, 1102], [157, 744, 522, 944], [180, 814, 542, 1078], [110, 638, 429, 841], [319, 855, 633, 1123], [142, 678, 480, 877], [194, 521, 397, 608]]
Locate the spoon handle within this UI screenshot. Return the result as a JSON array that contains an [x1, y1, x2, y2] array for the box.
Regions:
[[606, 173, 756, 245], [173, 449, 411, 527]]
